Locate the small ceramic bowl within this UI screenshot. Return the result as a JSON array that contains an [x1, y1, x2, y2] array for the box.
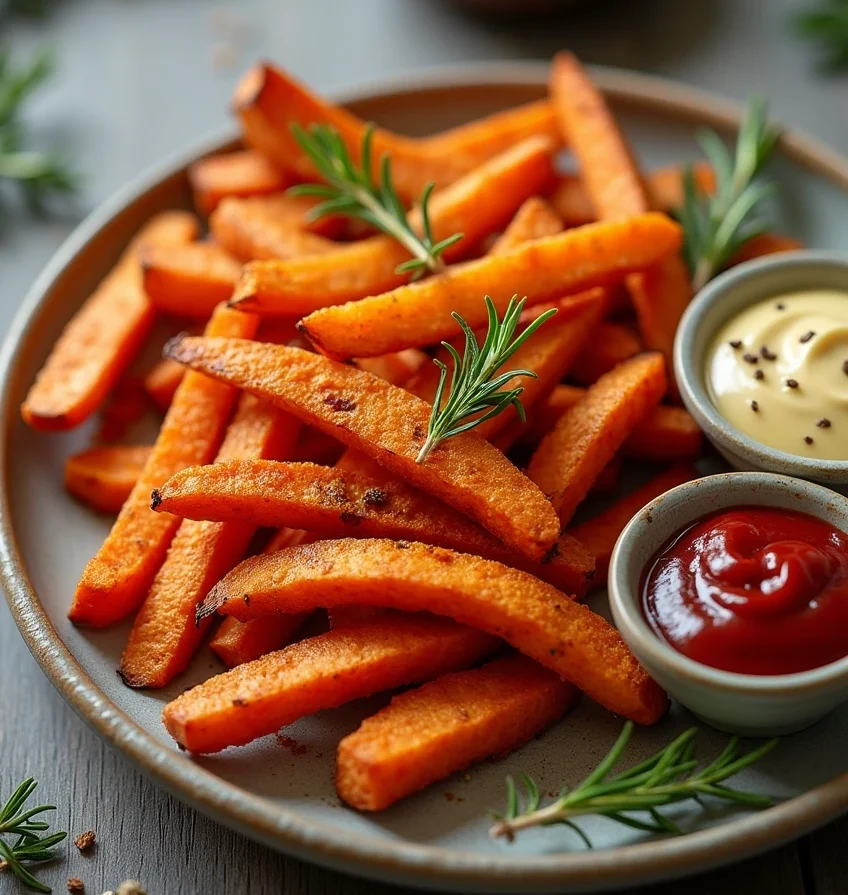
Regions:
[[674, 250, 848, 486], [608, 471, 848, 736]]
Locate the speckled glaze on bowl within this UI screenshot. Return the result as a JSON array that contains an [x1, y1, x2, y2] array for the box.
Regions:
[[5, 64, 848, 893], [609, 472, 848, 736], [674, 251, 848, 486]]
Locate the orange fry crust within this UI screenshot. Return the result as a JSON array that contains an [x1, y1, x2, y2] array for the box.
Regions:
[[64, 444, 152, 515], [188, 149, 290, 215]]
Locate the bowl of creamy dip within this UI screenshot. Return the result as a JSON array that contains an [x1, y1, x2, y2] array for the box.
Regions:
[[674, 250, 848, 485]]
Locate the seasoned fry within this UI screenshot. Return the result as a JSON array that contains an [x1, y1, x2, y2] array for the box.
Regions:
[[163, 337, 559, 559], [200, 539, 667, 725], [163, 610, 500, 753], [22, 211, 199, 431], [144, 359, 185, 412], [353, 349, 429, 386], [337, 654, 578, 810], [189, 149, 289, 215], [141, 242, 242, 318], [119, 394, 299, 688], [503, 384, 703, 461], [570, 465, 698, 582], [65, 444, 152, 514], [151, 458, 595, 596], [209, 615, 308, 668], [210, 195, 339, 262], [528, 353, 667, 526], [550, 162, 715, 228], [570, 321, 641, 386], [728, 233, 803, 266], [69, 305, 258, 628], [488, 196, 563, 254], [97, 374, 149, 443], [231, 136, 556, 314], [299, 213, 682, 358], [591, 458, 622, 496]]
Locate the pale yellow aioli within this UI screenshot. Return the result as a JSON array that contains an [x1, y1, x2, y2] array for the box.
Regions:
[[707, 290, 848, 460]]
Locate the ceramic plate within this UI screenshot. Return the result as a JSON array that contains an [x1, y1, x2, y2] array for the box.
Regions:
[[4, 63, 848, 893]]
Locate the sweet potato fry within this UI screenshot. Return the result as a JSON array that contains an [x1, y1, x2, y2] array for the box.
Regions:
[[119, 393, 299, 688], [22, 211, 199, 432], [163, 610, 500, 753], [570, 464, 698, 583], [209, 615, 308, 668], [550, 162, 715, 228], [69, 305, 258, 628], [299, 213, 682, 358], [143, 359, 185, 412], [210, 195, 339, 262], [152, 457, 594, 596], [728, 233, 804, 266], [189, 149, 290, 215], [354, 349, 429, 386], [591, 458, 622, 496], [528, 353, 667, 526], [291, 426, 344, 466], [231, 136, 556, 314], [200, 539, 667, 725], [65, 444, 152, 514], [96, 374, 150, 443], [488, 196, 563, 254], [163, 337, 559, 559], [337, 654, 578, 810], [570, 321, 642, 386], [141, 242, 242, 318], [504, 384, 703, 461]]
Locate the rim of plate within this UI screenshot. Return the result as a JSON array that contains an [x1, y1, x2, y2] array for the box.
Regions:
[[3, 61, 848, 893]]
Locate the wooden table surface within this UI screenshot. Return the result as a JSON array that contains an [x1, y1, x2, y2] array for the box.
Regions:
[[2, 1, 846, 892]]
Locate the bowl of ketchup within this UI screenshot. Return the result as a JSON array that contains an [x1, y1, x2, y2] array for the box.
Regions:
[[609, 471, 848, 736]]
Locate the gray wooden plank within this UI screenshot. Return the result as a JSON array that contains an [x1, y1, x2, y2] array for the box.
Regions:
[[800, 819, 848, 895]]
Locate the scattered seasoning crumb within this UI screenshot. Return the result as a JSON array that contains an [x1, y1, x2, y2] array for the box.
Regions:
[[743, 353, 759, 364], [444, 792, 456, 801], [776, 302, 785, 310], [67, 879, 85, 894], [729, 339, 742, 349], [754, 369, 765, 381], [750, 400, 759, 412], [817, 418, 832, 428], [74, 830, 96, 853], [0, 860, 8, 872], [805, 436, 814, 445], [800, 330, 816, 343], [275, 734, 308, 756], [110, 883, 147, 895], [760, 345, 777, 360], [462, 773, 472, 782], [785, 378, 799, 389]]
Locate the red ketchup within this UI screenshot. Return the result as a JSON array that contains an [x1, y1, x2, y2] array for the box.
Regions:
[[642, 507, 848, 675]]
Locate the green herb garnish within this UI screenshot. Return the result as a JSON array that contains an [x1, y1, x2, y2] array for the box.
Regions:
[[288, 123, 462, 280], [0, 778, 67, 893], [415, 295, 556, 463], [794, 0, 848, 71], [490, 722, 777, 845], [681, 97, 781, 292]]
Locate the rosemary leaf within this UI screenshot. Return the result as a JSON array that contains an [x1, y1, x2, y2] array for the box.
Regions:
[[794, 0, 848, 71]]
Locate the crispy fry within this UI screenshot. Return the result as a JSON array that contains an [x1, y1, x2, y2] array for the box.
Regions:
[[152, 457, 595, 596], [337, 654, 578, 810], [200, 539, 667, 725], [163, 610, 500, 753], [728, 233, 804, 266], [591, 458, 622, 496], [189, 149, 290, 215], [163, 337, 559, 559], [299, 213, 682, 358], [487, 196, 562, 254], [550, 162, 715, 228], [570, 464, 698, 582], [119, 393, 299, 688], [65, 444, 152, 515], [291, 426, 344, 466], [231, 136, 556, 314], [22, 211, 199, 431], [141, 242, 242, 318], [528, 353, 667, 526], [209, 615, 308, 668], [97, 374, 150, 443], [144, 358, 185, 412], [210, 195, 339, 262], [69, 305, 258, 627], [570, 321, 641, 386], [503, 384, 703, 461], [353, 349, 429, 386]]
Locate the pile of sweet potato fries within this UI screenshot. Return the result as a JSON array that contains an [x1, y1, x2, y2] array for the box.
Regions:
[[26, 54, 798, 812]]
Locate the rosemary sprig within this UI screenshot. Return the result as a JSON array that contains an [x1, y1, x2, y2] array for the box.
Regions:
[[415, 295, 556, 463], [288, 123, 462, 279], [0, 777, 67, 893], [794, 0, 848, 71], [0, 46, 78, 216], [681, 96, 781, 292], [490, 722, 777, 845]]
